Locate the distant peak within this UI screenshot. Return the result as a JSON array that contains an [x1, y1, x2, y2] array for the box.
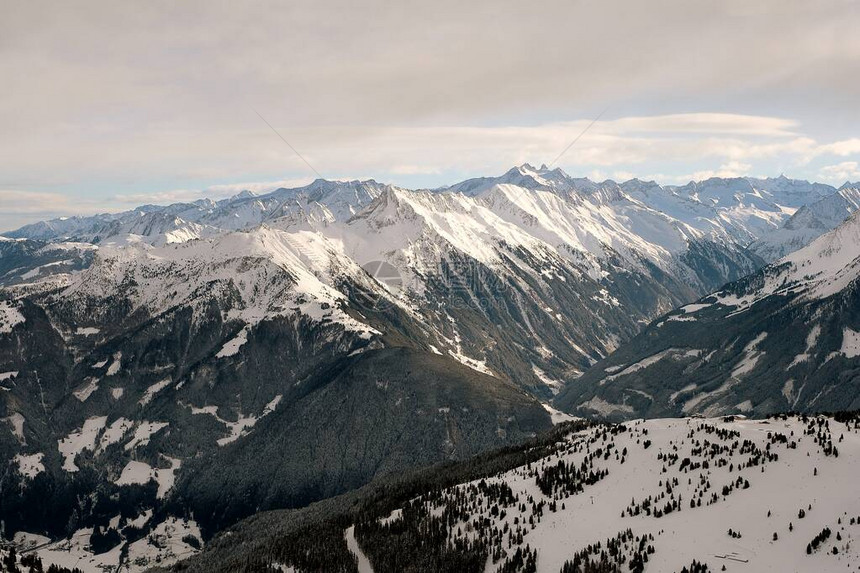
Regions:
[[231, 190, 256, 201]]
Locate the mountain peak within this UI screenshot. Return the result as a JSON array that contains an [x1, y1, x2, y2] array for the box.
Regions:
[[230, 190, 257, 201]]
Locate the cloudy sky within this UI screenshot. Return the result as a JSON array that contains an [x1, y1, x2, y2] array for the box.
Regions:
[[2, 0, 860, 230]]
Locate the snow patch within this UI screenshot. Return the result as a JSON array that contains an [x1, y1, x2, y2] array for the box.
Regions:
[[789, 324, 821, 368], [98, 417, 134, 452], [532, 364, 563, 394], [542, 403, 577, 424], [216, 327, 249, 358], [139, 378, 171, 405], [579, 397, 634, 416], [680, 302, 711, 313], [601, 348, 701, 384], [14, 452, 45, 478], [73, 377, 99, 401], [3, 412, 25, 443], [58, 416, 107, 472], [106, 352, 122, 376], [0, 300, 25, 333], [841, 327, 860, 358], [730, 332, 767, 378], [76, 326, 100, 336], [115, 456, 180, 498], [186, 395, 282, 446], [124, 421, 169, 450]]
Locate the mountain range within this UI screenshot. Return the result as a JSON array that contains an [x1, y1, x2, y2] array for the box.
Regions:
[[1, 165, 858, 571], [556, 207, 860, 420]]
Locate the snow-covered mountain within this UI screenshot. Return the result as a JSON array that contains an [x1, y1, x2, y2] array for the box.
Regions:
[[0, 221, 553, 569], [169, 413, 860, 573], [0, 236, 96, 288], [751, 183, 860, 262], [556, 209, 860, 420], [0, 166, 851, 570], [448, 166, 836, 246], [6, 166, 811, 395], [4, 179, 388, 246]]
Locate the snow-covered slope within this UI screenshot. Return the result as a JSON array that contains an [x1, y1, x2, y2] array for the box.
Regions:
[[4, 179, 387, 246], [174, 413, 860, 573], [751, 184, 860, 262], [356, 414, 860, 572], [556, 210, 860, 419], [272, 183, 732, 391], [58, 225, 384, 336], [448, 165, 834, 248], [0, 236, 96, 289]]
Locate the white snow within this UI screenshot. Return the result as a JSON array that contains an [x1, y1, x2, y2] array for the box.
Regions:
[[0, 300, 25, 333], [216, 327, 249, 358], [532, 364, 564, 394], [0, 370, 18, 381], [63, 226, 383, 343], [115, 459, 156, 488], [139, 378, 171, 405], [789, 324, 821, 368], [97, 417, 134, 452], [124, 421, 169, 450], [73, 377, 99, 401], [106, 352, 122, 376], [125, 517, 202, 570], [13, 531, 51, 549], [374, 414, 860, 572], [542, 403, 577, 424], [14, 452, 45, 478], [345, 525, 374, 573], [734, 399, 753, 412], [75, 326, 100, 336], [715, 210, 860, 310], [669, 383, 698, 403], [731, 332, 767, 378], [4, 412, 25, 443], [579, 396, 634, 416], [30, 516, 201, 573], [447, 349, 493, 376], [58, 416, 107, 472], [782, 379, 796, 402], [680, 302, 712, 313], [186, 395, 282, 446], [601, 348, 701, 384], [115, 456, 181, 498], [841, 327, 860, 358]]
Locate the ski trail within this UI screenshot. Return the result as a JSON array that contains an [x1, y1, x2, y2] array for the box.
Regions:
[[344, 525, 374, 573]]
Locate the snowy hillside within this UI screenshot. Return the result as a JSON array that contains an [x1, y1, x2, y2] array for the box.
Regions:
[[556, 209, 860, 420], [0, 237, 96, 288], [169, 413, 860, 573], [751, 184, 860, 262]]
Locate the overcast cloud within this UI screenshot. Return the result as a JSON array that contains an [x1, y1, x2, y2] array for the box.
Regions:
[[2, 0, 859, 230]]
